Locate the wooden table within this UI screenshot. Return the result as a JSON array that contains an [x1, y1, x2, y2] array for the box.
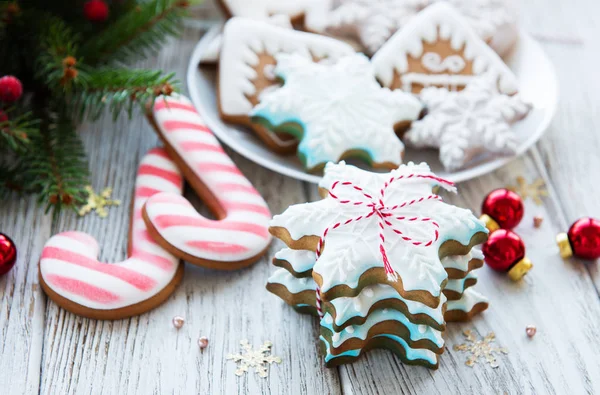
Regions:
[[2, 1, 600, 393]]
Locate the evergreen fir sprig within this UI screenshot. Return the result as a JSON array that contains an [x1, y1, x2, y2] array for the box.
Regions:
[[0, 108, 40, 153], [36, 19, 85, 91], [81, 0, 192, 66], [74, 69, 178, 120], [20, 110, 89, 215]]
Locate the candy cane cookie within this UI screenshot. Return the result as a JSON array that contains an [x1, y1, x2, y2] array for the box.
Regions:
[[143, 95, 272, 270], [39, 148, 184, 320]]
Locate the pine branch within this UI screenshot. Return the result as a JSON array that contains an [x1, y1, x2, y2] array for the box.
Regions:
[[80, 0, 191, 66], [0, 108, 40, 153], [73, 68, 178, 120], [36, 18, 85, 91], [19, 110, 89, 214]]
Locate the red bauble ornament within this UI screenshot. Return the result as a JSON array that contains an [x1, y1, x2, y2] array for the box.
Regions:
[[0, 75, 23, 103], [482, 229, 532, 281], [556, 217, 600, 260], [0, 233, 17, 276], [480, 188, 524, 232], [84, 0, 109, 22], [0, 110, 8, 123]]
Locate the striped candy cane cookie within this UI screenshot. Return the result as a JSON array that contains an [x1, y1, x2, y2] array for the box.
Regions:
[[143, 94, 272, 269], [39, 148, 185, 320]]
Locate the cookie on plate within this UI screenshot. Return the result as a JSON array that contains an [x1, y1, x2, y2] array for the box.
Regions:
[[405, 76, 532, 171], [218, 17, 355, 154], [304, 0, 518, 56], [371, 2, 518, 94], [250, 53, 423, 172]]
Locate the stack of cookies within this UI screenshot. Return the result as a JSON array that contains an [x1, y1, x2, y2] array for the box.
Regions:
[[266, 161, 489, 368]]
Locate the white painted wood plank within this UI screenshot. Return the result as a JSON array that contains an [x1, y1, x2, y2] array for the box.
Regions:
[[0, 198, 50, 394]]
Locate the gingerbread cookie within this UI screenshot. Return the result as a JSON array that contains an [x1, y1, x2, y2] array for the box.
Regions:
[[304, 0, 429, 55], [217, 0, 316, 22], [251, 53, 423, 172], [199, 15, 293, 65], [445, 288, 489, 322], [218, 17, 355, 154], [446, 0, 519, 57], [304, 0, 518, 56], [406, 76, 531, 171], [143, 94, 272, 270], [270, 161, 488, 305], [39, 148, 184, 320], [371, 2, 518, 94]]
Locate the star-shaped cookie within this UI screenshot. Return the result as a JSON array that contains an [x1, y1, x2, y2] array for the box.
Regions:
[[406, 77, 531, 171], [250, 53, 423, 171]]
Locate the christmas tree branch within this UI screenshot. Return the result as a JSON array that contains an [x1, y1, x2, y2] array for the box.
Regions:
[[20, 110, 89, 213], [80, 0, 192, 66], [0, 109, 40, 153], [36, 19, 85, 91], [73, 68, 178, 120]]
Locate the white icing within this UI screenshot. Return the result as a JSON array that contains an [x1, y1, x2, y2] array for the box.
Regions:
[[40, 149, 184, 311], [421, 52, 466, 73], [442, 248, 483, 273], [321, 309, 444, 350], [219, 17, 354, 116], [371, 2, 519, 94], [251, 53, 423, 170], [274, 247, 315, 276], [320, 334, 439, 365], [223, 0, 316, 19], [406, 76, 531, 171], [270, 161, 488, 297], [446, 287, 489, 313], [304, 0, 516, 55], [268, 268, 317, 294], [199, 14, 294, 64], [445, 270, 477, 293], [305, 0, 428, 55]]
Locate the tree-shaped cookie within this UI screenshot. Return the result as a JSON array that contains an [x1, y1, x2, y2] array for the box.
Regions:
[[251, 53, 423, 172]]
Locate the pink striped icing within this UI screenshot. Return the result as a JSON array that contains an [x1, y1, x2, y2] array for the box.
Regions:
[[39, 148, 184, 312], [143, 94, 272, 266]]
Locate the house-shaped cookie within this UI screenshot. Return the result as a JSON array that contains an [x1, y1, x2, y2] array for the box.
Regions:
[[371, 2, 518, 95]]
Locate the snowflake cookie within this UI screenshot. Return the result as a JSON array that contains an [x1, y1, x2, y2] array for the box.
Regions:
[[270, 161, 488, 306], [304, 0, 429, 55], [250, 53, 424, 171], [406, 77, 531, 171]]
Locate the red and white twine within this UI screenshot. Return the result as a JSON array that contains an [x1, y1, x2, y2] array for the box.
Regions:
[[314, 173, 453, 318]]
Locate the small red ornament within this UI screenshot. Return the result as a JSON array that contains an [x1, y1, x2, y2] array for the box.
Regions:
[[556, 217, 600, 260], [0, 233, 17, 276], [0, 75, 23, 103], [84, 0, 109, 22], [0, 110, 8, 123], [480, 189, 524, 232], [482, 229, 532, 281]]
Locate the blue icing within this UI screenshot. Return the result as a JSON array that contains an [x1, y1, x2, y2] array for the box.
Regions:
[[250, 107, 305, 135], [320, 309, 444, 349], [320, 334, 437, 365], [320, 336, 360, 363]]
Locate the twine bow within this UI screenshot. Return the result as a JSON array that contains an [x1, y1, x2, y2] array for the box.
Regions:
[[314, 173, 454, 318]]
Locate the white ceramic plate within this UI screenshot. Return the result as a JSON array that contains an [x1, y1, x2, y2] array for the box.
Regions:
[[187, 26, 558, 184]]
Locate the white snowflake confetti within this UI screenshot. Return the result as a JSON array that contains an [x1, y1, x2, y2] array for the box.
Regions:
[[251, 53, 423, 171], [227, 340, 282, 378], [406, 76, 531, 171]]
